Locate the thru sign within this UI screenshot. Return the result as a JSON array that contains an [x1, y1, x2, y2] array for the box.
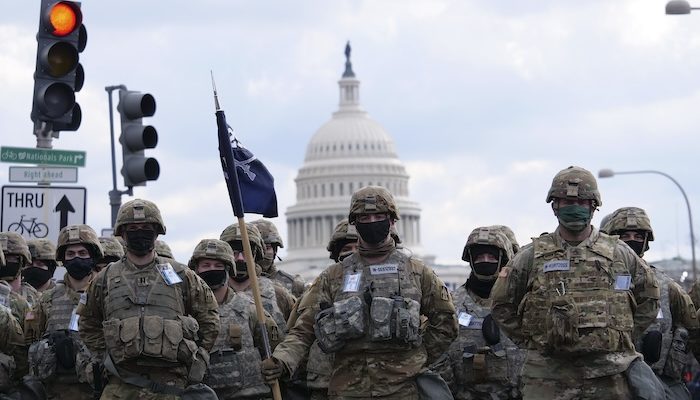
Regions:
[[1, 185, 86, 243]]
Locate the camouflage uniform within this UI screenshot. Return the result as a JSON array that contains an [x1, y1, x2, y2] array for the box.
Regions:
[[155, 240, 175, 260], [604, 207, 700, 400], [441, 227, 524, 400], [250, 219, 306, 298], [220, 223, 294, 334], [78, 199, 220, 399], [490, 167, 660, 400], [188, 238, 280, 400], [25, 224, 104, 399], [0, 282, 24, 393], [26, 239, 59, 293], [270, 186, 458, 400]]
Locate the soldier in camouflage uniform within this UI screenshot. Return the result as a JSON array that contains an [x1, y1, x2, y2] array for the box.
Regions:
[[491, 166, 660, 399], [220, 223, 295, 335], [96, 237, 125, 272], [25, 224, 104, 399], [489, 225, 520, 256], [250, 219, 306, 298], [78, 199, 220, 399], [189, 238, 280, 399], [602, 207, 700, 400], [25, 239, 58, 293], [155, 240, 175, 261], [262, 186, 458, 400], [0, 246, 27, 394], [440, 226, 524, 400]]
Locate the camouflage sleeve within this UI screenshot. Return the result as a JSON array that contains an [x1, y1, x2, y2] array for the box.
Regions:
[[490, 245, 533, 345], [183, 269, 220, 351], [78, 271, 107, 354], [617, 246, 660, 337], [418, 262, 458, 365], [9, 293, 30, 378], [273, 282, 296, 321], [690, 282, 700, 313], [24, 291, 51, 342], [286, 291, 304, 329], [272, 268, 335, 376], [292, 275, 306, 298], [666, 280, 700, 359], [0, 305, 23, 354]]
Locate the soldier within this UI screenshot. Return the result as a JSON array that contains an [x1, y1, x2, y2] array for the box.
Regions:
[[220, 223, 295, 334], [155, 240, 175, 260], [25, 239, 59, 293], [250, 219, 306, 298], [189, 238, 280, 399], [491, 166, 660, 399], [78, 198, 220, 398], [262, 186, 458, 399], [489, 225, 520, 256], [603, 207, 700, 400], [440, 226, 524, 399], [0, 232, 39, 308], [25, 224, 104, 399], [0, 244, 27, 395], [96, 236, 125, 272]]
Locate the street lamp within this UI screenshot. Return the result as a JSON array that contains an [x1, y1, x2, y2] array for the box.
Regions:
[[598, 168, 697, 281], [666, 0, 700, 14]]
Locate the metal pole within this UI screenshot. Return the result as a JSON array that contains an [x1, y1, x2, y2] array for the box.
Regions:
[[105, 85, 127, 229], [614, 170, 697, 281]]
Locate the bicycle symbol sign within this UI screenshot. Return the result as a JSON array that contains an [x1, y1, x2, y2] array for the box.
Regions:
[[1, 185, 86, 243]]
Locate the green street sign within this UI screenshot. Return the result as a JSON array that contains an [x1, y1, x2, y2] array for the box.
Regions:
[[0, 146, 86, 167]]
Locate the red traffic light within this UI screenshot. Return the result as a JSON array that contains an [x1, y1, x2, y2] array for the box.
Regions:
[[47, 2, 81, 37]]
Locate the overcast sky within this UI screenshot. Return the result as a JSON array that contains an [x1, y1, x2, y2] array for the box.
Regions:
[[2, 0, 700, 270]]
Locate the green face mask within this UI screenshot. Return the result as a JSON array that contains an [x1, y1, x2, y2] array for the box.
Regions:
[[557, 204, 592, 233]]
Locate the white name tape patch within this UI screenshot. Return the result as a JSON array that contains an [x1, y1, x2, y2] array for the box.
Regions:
[[370, 264, 398, 275], [543, 260, 570, 272]]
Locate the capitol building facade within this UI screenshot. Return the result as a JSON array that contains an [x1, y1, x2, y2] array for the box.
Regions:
[[280, 45, 427, 280]]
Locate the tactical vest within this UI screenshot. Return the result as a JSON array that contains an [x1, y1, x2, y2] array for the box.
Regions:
[[28, 282, 91, 384], [306, 341, 333, 389], [206, 292, 269, 397], [521, 232, 635, 355], [638, 272, 688, 381], [450, 286, 523, 388], [250, 277, 287, 334], [320, 251, 422, 353], [272, 268, 301, 297], [0, 283, 14, 390], [100, 259, 195, 367]]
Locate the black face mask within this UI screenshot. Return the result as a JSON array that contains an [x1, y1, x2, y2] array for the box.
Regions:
[[125, 230, 156, 256], [0, 262, 22, 279], [625, 240, 645, 257], [22, 267, 53, 288], [472, 262, 499, 278], [64, 257, 94, 280], [355, 219, 391, 245], [199, 270, 228, 289], [232, 261, 249, 282]]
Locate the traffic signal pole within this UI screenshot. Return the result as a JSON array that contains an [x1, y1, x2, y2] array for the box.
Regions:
[[105, 84, 131, 228]]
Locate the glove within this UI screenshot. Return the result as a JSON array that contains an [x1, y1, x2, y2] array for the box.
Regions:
[[641, 330, 662, 364], [482, 314, 501, 346], [261, 357, 285, 383]]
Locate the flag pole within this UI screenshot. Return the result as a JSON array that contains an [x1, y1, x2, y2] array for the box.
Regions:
[[212, 72, 283, 400]]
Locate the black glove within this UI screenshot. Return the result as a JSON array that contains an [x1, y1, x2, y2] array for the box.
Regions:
[[482, 314, 501, 346], [641, 330, 662, 364]]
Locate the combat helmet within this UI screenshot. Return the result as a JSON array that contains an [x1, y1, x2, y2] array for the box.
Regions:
[[348, 186, 399, 224], [0, 232, 32, 265], [326, 219, 359, 261], [56, 224, 104, 261], [155, 240, 174, 259], [188, 239, 235, 272], [461, 226, 513, 281], [603, 207, 654, 254], [114, 199, 166, 236], [27, 239, 57, 264], [546, 166, 602, 207], [250, 219, 284, 248], [488, 225, 519, 255], [599, 213, 614, 234], [220, 222, 264, 261], [99, 237, 125, 259]]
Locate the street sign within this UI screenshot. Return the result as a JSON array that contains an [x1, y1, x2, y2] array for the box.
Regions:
[[1, 185, 86, 243], [0, 146, 86, 167], [9, 166, 78, 183]]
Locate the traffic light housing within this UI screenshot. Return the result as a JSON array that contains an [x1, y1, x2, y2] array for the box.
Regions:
[[31, 0, 87, 132], [118, 89, 160, 187]]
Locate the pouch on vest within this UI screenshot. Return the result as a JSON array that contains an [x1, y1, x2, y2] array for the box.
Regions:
[[186, 346, 209, 384], [163, 319, 184, 362], [662, 327, 689, 381], [120, 316, 142, 360], [178, 315, 200, 341], [228, 324, 242, 351], [28, 339, 55, 380], [545, 296, 579, 352], [103, 318, 124, 363], [482, 314, 501, 346], [461, 344, 508, 385], [369, 296, 393, 341], [50, 330, 76, 369], [314, 307, 344, 353], [143, 315, 165, 357], [395, 297, 421, 344], [0, 352, 16, 390], [333, 296, 366, 341]]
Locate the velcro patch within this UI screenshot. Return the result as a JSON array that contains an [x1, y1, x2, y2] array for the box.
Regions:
[[370, 264, 398, 275], [543, 260, 570, 272]]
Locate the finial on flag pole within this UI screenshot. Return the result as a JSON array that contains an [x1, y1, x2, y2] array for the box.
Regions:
[[211, 70, 221, 111]]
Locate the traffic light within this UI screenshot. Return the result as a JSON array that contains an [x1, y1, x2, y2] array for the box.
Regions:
[[31, 0, 87, 132], [117, 89, 160, 187]]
